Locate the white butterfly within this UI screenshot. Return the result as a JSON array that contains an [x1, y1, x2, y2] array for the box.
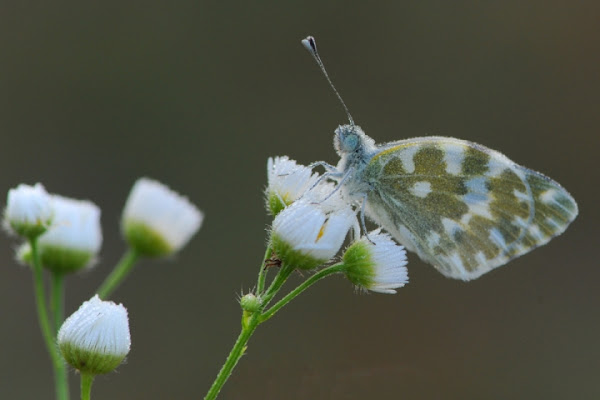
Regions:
[[301, 36, 578, 280]]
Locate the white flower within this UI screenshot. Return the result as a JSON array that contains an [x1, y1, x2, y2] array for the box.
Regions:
[[36, 195, 102, 273], [342, 229, 408, 294], [270, 199, 356, 269], [266, 156, 320, 215], [58, 295, 131, 375], [4, 183, 53, 238], [122, 178, 203, 257]]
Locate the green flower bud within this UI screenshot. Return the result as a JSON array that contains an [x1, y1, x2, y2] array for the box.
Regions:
[[240, 293, 261, 313]]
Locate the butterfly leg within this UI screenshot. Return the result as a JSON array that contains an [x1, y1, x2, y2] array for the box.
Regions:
[[307, 161, 338, 172], [358, 193, 375, 244], [309, 167, 353, 204], [301, 167, 346, 199]]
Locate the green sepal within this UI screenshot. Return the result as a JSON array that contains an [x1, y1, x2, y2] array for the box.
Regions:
[[9, 220, 48, 240], [122, 220, 172, 257], [266, 192, 288, 216], [270, 233, 325, 270], [342, 241, 375, 287], [59, 341, 126, 375], [38, 245, 94, 274]]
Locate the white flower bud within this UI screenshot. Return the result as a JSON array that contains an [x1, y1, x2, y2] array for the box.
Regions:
[[266, 156, 320, 215], [4, 183, 53, 239], [58, 295, 131, 375], [37, 195, 102, 273], [343, 230, 408, 294], [270, 200, 356, 269], [122, 178, 203, 257]]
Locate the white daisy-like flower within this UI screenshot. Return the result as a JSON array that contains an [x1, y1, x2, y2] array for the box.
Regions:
[[270, 199, 356, 269], [36, 195, 102, 273], [342, 229, 408, 294], [4, 183, 53, 239], [122, 178, 203, 257], [58, 295, 131, 375], [266, 156, 320, 215]]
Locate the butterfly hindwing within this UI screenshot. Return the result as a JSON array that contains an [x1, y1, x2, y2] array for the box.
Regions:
[[361, 137, 578, 280]]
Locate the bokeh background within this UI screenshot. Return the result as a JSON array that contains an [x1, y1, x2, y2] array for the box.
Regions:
[[1, 1, 598, 399]]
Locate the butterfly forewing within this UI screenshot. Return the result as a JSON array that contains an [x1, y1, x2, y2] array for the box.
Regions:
[[362, 137, 578, 280]]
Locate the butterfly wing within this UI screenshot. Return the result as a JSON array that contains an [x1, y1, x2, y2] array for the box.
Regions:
[[362, 137, 578, 280]]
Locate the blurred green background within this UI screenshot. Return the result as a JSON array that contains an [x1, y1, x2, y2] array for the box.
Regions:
[[1, 1, 598, 399]]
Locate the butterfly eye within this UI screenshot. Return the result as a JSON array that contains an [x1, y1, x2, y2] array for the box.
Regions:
[[345, 134, 359, 151], [334, 126, 361, 154], [338, 131, 359, 153]]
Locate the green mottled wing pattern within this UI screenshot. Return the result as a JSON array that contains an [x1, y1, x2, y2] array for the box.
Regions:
[[362, 137, 578, 280]]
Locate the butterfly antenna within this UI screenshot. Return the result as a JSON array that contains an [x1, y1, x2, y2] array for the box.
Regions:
[[301, 36, 355, 126]]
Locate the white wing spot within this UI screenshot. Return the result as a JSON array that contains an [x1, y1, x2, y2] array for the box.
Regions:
[[410, 181, 432, 198], [447, 252, 467, 276], [462, 191, 493, 220], [513, 216, 529, 229], [460, 213, 473, 225], [442, 218, 462, 236], [444, 145, 464, 175], [513, 189, 530, 203], [489, 228, 509, 252], [465, 176, 489, 193], [475, 251, 488, 264], [399, 146, 420, 173], [427, 231, 441, 247], [486, 158, 507, 177], [540, 189, 557, 204], [469, 202, 493, 220], [528, 224, 544, 241], [545, 217, 560, 229]]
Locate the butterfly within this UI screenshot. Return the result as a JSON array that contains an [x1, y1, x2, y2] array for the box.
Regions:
[[302, 36, 578, 280]]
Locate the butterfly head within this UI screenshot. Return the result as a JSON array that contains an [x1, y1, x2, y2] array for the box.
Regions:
[[334, 124, 374, 156]]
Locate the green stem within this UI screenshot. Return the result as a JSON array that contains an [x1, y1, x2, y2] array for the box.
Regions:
[[80, 374, 94, 400], [51, 273, 65, 334], [51, 272, 70, 400], [29, 238, 66, 400], [204, 257, 294, 399], [260, 263, 345, 323], [96, 248, 139, 299], [204, 314, 260, 400], [204, 256, 340, 398], [256, 246, 273, 294], [260, 263, 295, 307]]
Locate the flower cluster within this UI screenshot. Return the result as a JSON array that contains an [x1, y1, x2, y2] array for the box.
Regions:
[[5, 184, 102, 273], [5, 179, 204, 273], [266, 157, 409, 293], [3, 178, 203, 393]]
